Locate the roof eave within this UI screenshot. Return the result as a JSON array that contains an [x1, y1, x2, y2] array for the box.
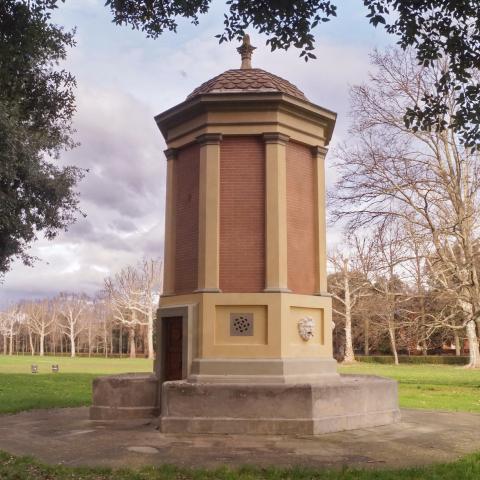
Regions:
[[155, 92, 337, 145]]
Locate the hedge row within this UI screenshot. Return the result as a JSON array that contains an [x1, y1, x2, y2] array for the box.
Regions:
[[355, 355, 470, 365]]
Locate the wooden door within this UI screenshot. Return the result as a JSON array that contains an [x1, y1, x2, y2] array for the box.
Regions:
[[163, 316, 183, 381]]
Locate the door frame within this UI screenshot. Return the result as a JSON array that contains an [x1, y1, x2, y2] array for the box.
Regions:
[[155, 304, 197, 383]]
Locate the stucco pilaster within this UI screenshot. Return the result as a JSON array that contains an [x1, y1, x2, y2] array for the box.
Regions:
[[162, 148, 177, 296], [312, 146, 329, 295], [196, 133, 222, 293], [263, 133, 290, 292]]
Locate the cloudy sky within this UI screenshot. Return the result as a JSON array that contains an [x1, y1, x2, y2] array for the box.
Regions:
[[1, 1, 393, 305]]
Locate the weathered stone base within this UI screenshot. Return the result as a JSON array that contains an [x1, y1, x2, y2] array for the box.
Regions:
[[90, 373, 159, 420], [159, 375, 400, 435]]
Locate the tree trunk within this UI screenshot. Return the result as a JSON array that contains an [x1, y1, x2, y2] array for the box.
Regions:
[[104, 325, 108, 358], [70, 329, 76, 358], [364, 318, 369, 355], [129, 328, 136, 359], [454, 330, 461, 356], [343, 312, 355, 363], [40, 331, 45, 356], [119, 325, 123, 357], [420, 295, 428, 356], [147, 312, 154, 360], [8, 327, 13, 355], [465, 320, 480, 368], [28, 329, 34, 356], [388, 320, 399, 365], [88, 322, 92, 358], [342, 273, 356, 363]]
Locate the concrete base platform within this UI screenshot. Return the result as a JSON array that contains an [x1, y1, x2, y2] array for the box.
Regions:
[[90, 373, 159, 420], [0, 407, 479, 469], [160, 375, 400, 434]]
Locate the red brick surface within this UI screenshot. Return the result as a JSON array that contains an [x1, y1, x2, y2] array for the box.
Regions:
[[220, 136, 266, 292], [174, 143, 199, 294], [286, 142, 316, 294]]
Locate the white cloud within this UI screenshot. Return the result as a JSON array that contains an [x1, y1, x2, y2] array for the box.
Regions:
[[1, 85, 166, 305]]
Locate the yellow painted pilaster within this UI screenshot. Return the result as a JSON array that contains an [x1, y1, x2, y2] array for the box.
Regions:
[[263, 133, 290, 292], [162, 148, 177, 296], [196, 133, 222, 292], [313, 146, 328, 295]]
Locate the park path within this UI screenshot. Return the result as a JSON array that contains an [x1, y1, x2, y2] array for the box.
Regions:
[[0, 408, 479, 469]]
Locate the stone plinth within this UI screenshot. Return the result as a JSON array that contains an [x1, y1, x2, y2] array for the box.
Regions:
[[159, 375, 400, 435], [90, 373, 159, 420]]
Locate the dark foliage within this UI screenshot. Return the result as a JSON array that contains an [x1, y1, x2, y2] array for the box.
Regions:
[[0, 1, 84, 276], [364, 1, 480, 149]]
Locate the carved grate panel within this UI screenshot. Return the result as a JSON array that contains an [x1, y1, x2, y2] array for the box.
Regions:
[[230, 313, 254, 336]]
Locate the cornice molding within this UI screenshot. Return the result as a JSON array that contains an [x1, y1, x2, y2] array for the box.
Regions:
[[164, 148, 178, 160], [312, 145, 328, 158], [262, 132, 290, 145], [196, 133, 223, 145]]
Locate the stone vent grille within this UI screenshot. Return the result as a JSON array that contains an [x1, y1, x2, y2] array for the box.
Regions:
[[230, 313, 254, 336]]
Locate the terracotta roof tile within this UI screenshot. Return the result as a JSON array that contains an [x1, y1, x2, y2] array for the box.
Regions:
[[187, 68, 307, 101]]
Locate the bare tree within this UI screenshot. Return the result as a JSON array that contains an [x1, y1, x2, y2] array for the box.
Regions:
[[92, 294, 112, 358], [331, 48, 480, 367], [105, 266, 141, 358], [329, 240, 371, 363], [57, 293, 88, 357], [0, 311, 9, 354], [104, 258, 162, 359], [395, 221, 437, 355], [24, 300, 55, 356], [1, 305, 24, 355], [136, 258, 162, 360], [369, 222, 411, 365]]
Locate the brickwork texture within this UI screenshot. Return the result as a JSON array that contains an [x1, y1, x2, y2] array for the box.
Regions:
[[174, 143, 200, 294], [286, 141, 316, 294], [220, 136, 266, 292]]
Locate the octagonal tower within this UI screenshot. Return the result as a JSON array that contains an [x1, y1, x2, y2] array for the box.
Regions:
[[156, 36, 336, 384], [153, 37, 399, 434]]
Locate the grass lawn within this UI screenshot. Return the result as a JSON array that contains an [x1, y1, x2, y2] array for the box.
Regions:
[[0, 354, 153, 374], [338, 362, 480, 413], [1, 356, 479, 415], [1, 356, 480, 479], [0, 355, 152, 414]]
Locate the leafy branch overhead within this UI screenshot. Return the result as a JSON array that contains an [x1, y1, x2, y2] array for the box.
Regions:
[[105, 0, 480, 147]]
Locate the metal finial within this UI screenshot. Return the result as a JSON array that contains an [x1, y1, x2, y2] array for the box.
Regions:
[[237, 34, 256, 69]]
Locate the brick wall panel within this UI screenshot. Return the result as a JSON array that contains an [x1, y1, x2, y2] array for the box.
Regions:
[[174, 143, 199, 294], [287, 142, 316, 294], [220, 136, 265, 292]]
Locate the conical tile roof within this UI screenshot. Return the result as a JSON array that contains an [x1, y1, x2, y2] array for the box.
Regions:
[[187, 68, 307, 101]]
